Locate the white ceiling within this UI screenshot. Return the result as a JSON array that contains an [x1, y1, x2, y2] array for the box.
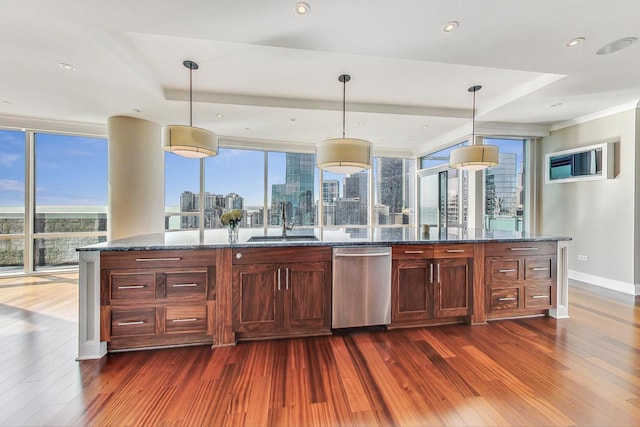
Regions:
[[1, 0, 639, 156]]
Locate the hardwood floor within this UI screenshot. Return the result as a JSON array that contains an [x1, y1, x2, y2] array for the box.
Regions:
[[1, 274, 640, 426]]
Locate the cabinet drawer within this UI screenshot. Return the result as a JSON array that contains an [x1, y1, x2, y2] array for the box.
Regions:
[[392, 245, 433, 259], [487, 258, 520, 283], [525, 285, 552, 308], [232, 246, 331, 264], [110, 273, 155, 300], [434, 244, 474, 258], [524, 257, 554, 280], [485, 241, 556, 257], [111, 308, 156, 337], [489, 288, 520, 311], [101, 250, 216, 269], [165, 272, 207, 298], [165, 306, 207, 334]]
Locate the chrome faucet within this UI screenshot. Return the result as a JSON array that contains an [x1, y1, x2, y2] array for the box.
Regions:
[[281, 201, 294, 237]]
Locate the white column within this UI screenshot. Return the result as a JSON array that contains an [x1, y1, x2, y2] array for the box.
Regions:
[[108, 116, 164, 241], [550, 240, 570, 319], [77, 250, 106, 360]]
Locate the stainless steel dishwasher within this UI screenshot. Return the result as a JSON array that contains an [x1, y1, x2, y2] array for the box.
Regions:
[[332, 246, 392, 329]]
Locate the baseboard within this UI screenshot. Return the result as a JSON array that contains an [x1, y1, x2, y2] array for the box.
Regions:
[[569, 270, 640, 295]]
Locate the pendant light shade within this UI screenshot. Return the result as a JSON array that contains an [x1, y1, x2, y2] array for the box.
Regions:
[[162, 60, 218, 158], [449, 85, 498, 170], [316, 74, 372, 174]]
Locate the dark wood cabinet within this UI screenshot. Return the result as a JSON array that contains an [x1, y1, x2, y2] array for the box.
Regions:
[[100, 250, 216, 351], [434, 244, 473, 319], [391, 244, 471, 327], [392, 258, 434, 323], [485, 242, 557, 319], [435, 257, 471, 318], [232, 247, 331, 340]]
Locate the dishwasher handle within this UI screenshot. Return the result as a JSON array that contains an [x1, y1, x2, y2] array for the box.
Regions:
[[334, 252, 390, 258]]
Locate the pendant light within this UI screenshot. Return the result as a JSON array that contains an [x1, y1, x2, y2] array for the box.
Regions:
[[316, 74, 372, 174], [162, 60, 218, 158], [449, 85, 498, 171]]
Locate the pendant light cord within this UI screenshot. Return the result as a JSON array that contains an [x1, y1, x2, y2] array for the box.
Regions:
[[342, 77, 346, 139], [471, 88, 475, 146], [189, 65, 193, 127]]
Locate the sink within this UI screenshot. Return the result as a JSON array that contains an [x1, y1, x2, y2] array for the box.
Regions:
[[246, 235, 319, 242]]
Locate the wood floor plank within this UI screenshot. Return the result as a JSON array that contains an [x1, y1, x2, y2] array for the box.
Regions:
[[2, 274, 640, 426]]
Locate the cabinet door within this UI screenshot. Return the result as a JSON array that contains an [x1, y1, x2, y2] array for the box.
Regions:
[[232, 263, 281, 334], [392, 259, 433, 322], [285, 261, 331, 330], [435, 257, 470, 318]]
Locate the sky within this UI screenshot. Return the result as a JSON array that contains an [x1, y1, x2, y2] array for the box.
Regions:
[[0, 130, 108, 208], [1, 129, 523, 210]]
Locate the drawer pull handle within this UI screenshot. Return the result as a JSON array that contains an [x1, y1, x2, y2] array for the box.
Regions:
[[531, 295, 548, 299], [172, 283, 198, 288], [498, 269, 516, 273], [531, 267, 550, 271], [135, 257, 181, 262], [498, 297, 517, 301], [446, 249, 465, 253], [117, 285, 145, 289], [172, 318, 198, 323], [117, 321, 144, 326], [510, 247, 538, 251], [404, 250, 424, 254]]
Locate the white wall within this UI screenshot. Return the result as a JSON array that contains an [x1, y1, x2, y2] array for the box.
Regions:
[[538, 108, 639, 294]]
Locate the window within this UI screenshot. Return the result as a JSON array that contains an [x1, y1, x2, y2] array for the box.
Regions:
[[373, 157, 415, 240], [33, 133, 107, 270], [0, 130, 26, 272], [0, 129, 108, 274], [165, 148, 413, 240], [268, 152, 317, 232], [483, 138, 525, 231], [165, 152, 200, 230], [206, 148, 265, 229]]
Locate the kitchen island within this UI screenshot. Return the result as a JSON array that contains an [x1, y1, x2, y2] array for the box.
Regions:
[[77, 229, 570, 360]]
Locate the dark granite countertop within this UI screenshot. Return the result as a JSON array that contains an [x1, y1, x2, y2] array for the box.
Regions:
[[77, 228, 571, 252]]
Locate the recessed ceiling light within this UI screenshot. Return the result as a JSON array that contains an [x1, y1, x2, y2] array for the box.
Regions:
[[290, 118, 296, 122], [423, 124, 429, 128], [132, 108, 142, 113], [597, 37, 637, 55], [294, 2, 310, 15], [358, 121, 365, 125], [565, 37, 585, 48], [217, 114, 224, 118], [551, 102, 563, 108], [1, 100, 11, 105], [442, 21, 459, 33], [58, 62, 76, 71]]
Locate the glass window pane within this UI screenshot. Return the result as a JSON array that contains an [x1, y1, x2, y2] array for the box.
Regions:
[[323, 170, 368, 227], [484, 138, 525, 231], [205, 148, 265, 229], [268, 152, 318, 230], [34, 236, 106, 270], [34, 133, 107, 232], [373, 158, 414, 226], [420, 142, 467, 170], [165, 152, 201, 230], [0, 130, 25, 234], [0, 238, 24, 273]]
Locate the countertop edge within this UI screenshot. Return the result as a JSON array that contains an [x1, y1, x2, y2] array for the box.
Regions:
[[77, 235, 572, 252]]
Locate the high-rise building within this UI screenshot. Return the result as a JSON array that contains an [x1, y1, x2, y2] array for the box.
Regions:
[[377, 158, 404, 225], [322, 180, 339, 204], [343, 172, 368, 225], [271, 153, 316, 226], [485, 153, 518, 217]]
